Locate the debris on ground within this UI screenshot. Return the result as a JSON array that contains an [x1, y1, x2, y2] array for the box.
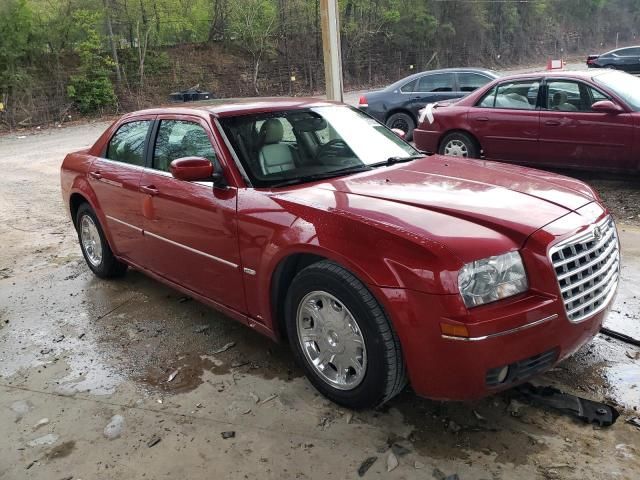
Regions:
[[33, 418, 49, 431], [260, 394, 278, 405], [473, 410, 486, 421], [231, 360, 249, 368], [386, 451, 398, 472], [177, 296, 191, 303], [626, 417, 640, 429], [167, 370, 180, 383], [508, 399, 526, 417], [414, 460, 425, 469], [53, 335, 65, 343], [241, 408, 252, 415], [345, 412, 353, 424], [625, 350, 640, 360], [103, 415, 124, 440], [249, 392, 260, 404], [27, 434, 59, 447], [513, 383, 619, 427], [433, 469, 460, 480], [211, 342, 235, 354], [390, 442, 411, 457], [357, 456, 377, 477], [221, 431, 235, 439], [40, 348, 52, 355], [447, 420, 461, 433], [192, 325, 210, 334], [147, 436, 161, 448]]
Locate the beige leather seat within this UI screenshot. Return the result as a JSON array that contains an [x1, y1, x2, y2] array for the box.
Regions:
[[258, 119, 296, 175]]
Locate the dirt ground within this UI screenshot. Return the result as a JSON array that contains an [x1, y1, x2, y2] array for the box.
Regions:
[[0, 122, 639, 480]]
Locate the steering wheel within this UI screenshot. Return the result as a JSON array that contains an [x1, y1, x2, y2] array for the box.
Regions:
[[315, 139, 351, 160]]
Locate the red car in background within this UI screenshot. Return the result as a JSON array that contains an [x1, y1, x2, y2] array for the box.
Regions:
[[61, 99, 619, 408], [414, 70, 640, 173]]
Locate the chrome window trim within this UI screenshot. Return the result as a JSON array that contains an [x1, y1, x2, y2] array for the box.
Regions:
[[441, 314, 558, 342]]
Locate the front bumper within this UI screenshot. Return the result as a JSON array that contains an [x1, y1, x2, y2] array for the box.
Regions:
[[379, 287, 612, 401]]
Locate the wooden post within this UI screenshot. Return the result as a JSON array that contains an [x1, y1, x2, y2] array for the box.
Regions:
[[320, 0, 343, 102]]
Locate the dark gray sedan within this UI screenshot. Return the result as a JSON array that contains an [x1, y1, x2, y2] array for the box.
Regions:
[[357, 68, 498, 140], [587, 46, 640, 73]]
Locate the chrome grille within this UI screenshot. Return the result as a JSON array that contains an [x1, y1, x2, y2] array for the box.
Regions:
[[550, 216, 619, 323]]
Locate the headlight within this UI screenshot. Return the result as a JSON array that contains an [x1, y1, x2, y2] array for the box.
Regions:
[[458, 251, 528, 308]]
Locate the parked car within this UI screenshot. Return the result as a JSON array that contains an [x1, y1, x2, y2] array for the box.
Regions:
[[61, 98, 619, 408], [587, 46, 640, 72], [414, 70, 640, 173], [357, 68, 498, 140]]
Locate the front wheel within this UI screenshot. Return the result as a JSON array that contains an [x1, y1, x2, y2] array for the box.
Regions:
[[285, 261, 406, 409], [439, 132, 479, 158]]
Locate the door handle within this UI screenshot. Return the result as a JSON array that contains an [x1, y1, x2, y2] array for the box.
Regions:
[[89, 171, 102, 180], [474, 117, 489, 122], [545, 120, 561, 126], [140, 185, 159, 196]]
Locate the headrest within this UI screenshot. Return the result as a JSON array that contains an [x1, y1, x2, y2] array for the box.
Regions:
[[260, 119, 284, 144]]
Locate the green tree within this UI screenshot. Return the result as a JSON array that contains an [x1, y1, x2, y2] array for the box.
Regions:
[[66, 9, 117, 113]]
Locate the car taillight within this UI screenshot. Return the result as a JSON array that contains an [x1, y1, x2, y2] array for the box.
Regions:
[[358, 95, 368, 107]]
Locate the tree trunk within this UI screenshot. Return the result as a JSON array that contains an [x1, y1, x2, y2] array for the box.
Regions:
[[103, 0, 122, 84]]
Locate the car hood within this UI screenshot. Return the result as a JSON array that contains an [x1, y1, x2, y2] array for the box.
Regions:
[[277, 156, 597, 262]]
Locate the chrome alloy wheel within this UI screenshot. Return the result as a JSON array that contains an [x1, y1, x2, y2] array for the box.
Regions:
[[296, 291, 367, 390], [80, 215, 103, 267], [443, 139, 469, 157]]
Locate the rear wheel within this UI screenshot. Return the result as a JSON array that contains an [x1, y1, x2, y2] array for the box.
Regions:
[[285, 260, 406, 409], [385, 112, 416, 141], [439, 132, 479, 158], [76, 203, 127, 278]]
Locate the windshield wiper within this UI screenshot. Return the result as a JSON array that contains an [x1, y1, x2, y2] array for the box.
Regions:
[[269, 164, 372, 188], [369, 154, 425, 168]]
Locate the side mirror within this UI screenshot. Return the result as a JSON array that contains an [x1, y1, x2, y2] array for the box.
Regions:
[[591, 100, 624, 113], [390, 128, 406, 139], [170, 157, 225, 187]]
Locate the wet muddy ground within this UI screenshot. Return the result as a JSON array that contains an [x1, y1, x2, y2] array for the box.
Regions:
[[0, 124, 639, 479]]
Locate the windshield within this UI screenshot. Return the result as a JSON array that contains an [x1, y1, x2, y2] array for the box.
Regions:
[[594, 71, 640, 111], [218, 106, 418, 187]]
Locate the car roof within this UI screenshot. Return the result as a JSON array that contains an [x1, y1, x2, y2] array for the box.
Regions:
[[384, 67, 499, 91], [491, 70, 612, 82], [603, 45, 640, 55], [122, 97, 344, 119]]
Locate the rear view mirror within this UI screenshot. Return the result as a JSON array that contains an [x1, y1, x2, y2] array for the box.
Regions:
[[170, 157, 216, 181], [591, 100, 624, 113], [391, 128, 406, 140]]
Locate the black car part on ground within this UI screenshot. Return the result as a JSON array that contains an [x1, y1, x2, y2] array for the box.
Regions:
[[600, 327, 640, 347], [169, 88, 214, 102], [513, 382, 619, 427]]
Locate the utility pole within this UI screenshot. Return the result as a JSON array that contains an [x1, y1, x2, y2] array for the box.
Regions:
[[320, 0, 343, 102]]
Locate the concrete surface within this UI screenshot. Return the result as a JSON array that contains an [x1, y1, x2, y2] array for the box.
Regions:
[[1, 117, 639, 480]]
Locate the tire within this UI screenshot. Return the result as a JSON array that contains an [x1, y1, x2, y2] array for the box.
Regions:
[[385, 112, 416, 141], [75, 203, 127, 278], [285, 260, 406, 409], [439, 131, 480, 158]]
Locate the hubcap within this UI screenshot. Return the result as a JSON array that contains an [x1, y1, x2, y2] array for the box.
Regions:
[[444, 139, 469, 157], [80, 215, 103, 267], [296, 291, 367, 390]]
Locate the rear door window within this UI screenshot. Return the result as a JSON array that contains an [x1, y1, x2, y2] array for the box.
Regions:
[[106, 120, 151, 166], [416, 73, 455, 93], [494, 80, 540, 110]]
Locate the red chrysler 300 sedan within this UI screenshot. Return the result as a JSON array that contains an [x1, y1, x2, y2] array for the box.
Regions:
[[61, 98, 620, 408], [413, 69, 640, 173]]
